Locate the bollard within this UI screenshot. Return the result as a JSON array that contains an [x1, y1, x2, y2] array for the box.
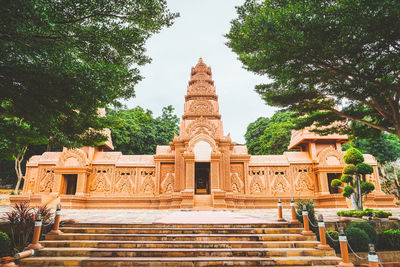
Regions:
[[301, 204, 314, 236], [15, 249, 34, 260], [49, 204, 63, 235], [290, 197, 300, 224], [337, 227, 354, 267], [24, 214, 44, 250], [368, 244, 379, 267], [277, 199, 287, 222], [316, 214, 331, 250]]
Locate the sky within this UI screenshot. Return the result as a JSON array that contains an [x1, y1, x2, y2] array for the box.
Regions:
[[124, 0, 276, 144]]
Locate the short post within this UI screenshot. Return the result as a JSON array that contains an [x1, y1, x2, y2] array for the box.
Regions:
[[24, 214, 44, 250], [290, 197, 300, 224], [301, 204, 314, 236], [49, 204, 63, 235], [368, 244, 379, 267], [277, 198, 286, 222], [316, 214, 331, 250], [338, 227, 354, 267]]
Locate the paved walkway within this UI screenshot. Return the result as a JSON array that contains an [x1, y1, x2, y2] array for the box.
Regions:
[[1, 206, 399, 224]]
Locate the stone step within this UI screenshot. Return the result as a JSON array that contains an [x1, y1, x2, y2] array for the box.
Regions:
[[62, 223, 296, 229], [59, 227, 303, 234], [19, 256, 341, 266], [45, 233, 316, 242], [41, 240, 321, 249], [35, 247, 336, 258]]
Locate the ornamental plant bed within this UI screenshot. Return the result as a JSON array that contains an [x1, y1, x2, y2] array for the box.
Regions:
[[337, 208, 392, 218]]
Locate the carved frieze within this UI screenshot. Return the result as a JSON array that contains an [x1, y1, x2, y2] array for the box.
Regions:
[[185, 117, 218, 139], [114, 168, 135, 194], [139, 168, 156, 195], [231, 164, 244, 194], [160, 164, 174, 194]]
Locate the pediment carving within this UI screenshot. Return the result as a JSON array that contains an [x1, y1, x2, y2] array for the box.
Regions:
[[317, 146, 344, 166], [57, 149, 88, 168]]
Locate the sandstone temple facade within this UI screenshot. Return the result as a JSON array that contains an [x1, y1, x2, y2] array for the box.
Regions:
[[11, 59, 394, 209]]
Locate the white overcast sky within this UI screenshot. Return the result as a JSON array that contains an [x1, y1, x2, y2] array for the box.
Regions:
[[124, 0, 276, 144]]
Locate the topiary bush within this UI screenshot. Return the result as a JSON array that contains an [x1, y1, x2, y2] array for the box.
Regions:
[[347, 221, 378, 245], [0, 232, 11, 257], [344, 148, 364, 165], [377, 229, 400, 250], [345, 227, 370, 252]]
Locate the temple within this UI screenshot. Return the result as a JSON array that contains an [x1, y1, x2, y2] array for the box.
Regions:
[[11, 58, 394, 209]]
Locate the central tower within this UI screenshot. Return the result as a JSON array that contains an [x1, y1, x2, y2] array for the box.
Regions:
[[170, 58, 235, 208]]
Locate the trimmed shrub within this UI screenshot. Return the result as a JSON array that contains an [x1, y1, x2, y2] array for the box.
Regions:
[[343, 164, 357, 175], [0, 232, 11, 257], [345, 227, 370, 252], [360, 182, 375, 195], [331, 179, 342, 188], [341, 174, 353, 183], [342, 186, 354, 197], [378, 229, 400, 250], [336, 209, 391, 218], [356, 163, 374, 175], [326, 230, 340, 253], [347, 221, 378, 245], [344, 148, 364, 165]]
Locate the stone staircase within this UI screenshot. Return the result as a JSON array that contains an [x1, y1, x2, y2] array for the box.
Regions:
[[20, 222, 342, 266]]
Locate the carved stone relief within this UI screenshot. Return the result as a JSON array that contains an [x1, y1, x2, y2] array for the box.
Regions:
[[160, 164, 175, 194], [185, 117, 218, 139], [293, 165, 314, 192], [39, 168, 54, 193], [249, 167, 266, 194], [231, 164, 244, 194], [188, 100, 214, 115], [89, 168, 112, 193], [140, 168, 156, 195], [114, 168, 135, 194], [317, 146, 344, 166], [269, 167, 290, 195]]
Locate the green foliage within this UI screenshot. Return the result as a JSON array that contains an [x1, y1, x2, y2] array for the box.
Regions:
[[331, 179, 342, 188], [342, 186, 354, 198], [6, 203, 53, 252], [0, 232, 11, 257], [343, 131, 400, 164], [342, 164, 357, 175], [360, 182, 375, 195], [347, 221, 378, 245], [0, 0, 178, 147], [341, 174, 352, 183], [345, 227, 370, 252], [107, 105, 179, 155], [378, 229, 400, 250], [295, 199, 318, 234], [226, 0, 400, 138], [337, 209, 392, 218], [326, 230, 340, 253], [356, 163, 374, 176], [244, 111, 294, 155], [344, 148, 365, 165]]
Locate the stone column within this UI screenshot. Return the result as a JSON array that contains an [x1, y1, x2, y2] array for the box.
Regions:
[[180, 152, 194, 208], [75, 170, 88, 196], [210, 152, 221, 190], [318, 172, 330, 195]]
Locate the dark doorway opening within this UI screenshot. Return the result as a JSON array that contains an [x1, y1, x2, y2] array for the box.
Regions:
[[195, 162, 210, 194], [63, 174, 77, 195], [327, 173, 341, 194]]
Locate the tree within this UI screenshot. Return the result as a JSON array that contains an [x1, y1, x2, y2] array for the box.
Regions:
[[0, 118, 47, 194], [107, 105, 179, 155], [227, 0, 400, 138], [0, 0, 178, 147], [380, 160, 400, 200], [245, 111, 294, 155], [331, 148, 375, 210]]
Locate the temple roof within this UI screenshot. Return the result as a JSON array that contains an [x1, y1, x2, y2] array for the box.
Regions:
[[288, 128, 348, 149]]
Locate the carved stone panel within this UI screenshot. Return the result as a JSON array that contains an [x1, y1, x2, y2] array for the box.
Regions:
[[185, 117, 218, 139], [114, 168, 135, 195], [38, 168, 55, 193], [160, 164, 175, 194], [269, 167, 291, 195], [249, 167, 266, 194], [292, 165, 314, 193], [139, 168, 156, 195], [89, 167, 112, 194], [230, 163, 244, 194]]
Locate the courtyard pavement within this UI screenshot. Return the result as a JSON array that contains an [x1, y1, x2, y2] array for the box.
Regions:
[[0, 205, 399, 224]]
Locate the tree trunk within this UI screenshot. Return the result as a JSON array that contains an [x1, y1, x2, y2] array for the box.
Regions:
[[13, 147, 27, 195], [351, 175, 363, 211]]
